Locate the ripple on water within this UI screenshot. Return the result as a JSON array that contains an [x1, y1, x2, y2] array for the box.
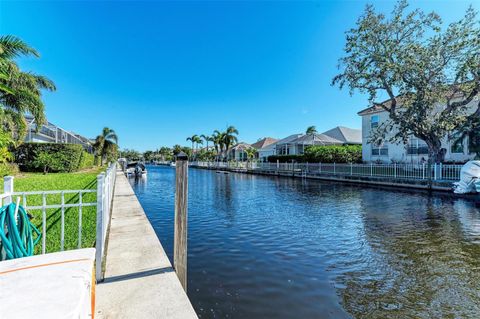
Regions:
[[131, 166, 480, 319]]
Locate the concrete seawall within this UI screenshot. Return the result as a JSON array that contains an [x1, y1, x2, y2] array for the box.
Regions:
[[96, 171, 197, 319], [191, 165, 457, 192]]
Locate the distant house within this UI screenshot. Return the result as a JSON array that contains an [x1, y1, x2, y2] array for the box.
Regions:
[[251, 137, 278, 150], [271, 134, 304, 157], [226, 142, 251, 161], [251, 137, 278, 160], [321, 126, 362, 145], [358, 95, 478, 163], [257, 127, 361, 160], [24, 115, 93, 153]]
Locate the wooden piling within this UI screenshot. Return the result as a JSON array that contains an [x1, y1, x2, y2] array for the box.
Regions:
[[174, 152, 189, 291]]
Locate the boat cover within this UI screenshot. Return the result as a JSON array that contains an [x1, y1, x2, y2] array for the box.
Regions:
[[0, 248, 96, 319], [453, 161, 480, 194]]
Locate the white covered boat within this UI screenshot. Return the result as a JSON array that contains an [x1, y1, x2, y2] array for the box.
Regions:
[[453, 161, 480, 194], [125, 162, 147, 178]]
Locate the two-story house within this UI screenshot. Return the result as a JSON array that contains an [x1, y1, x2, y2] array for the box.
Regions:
[[358, 95, 479, 163]]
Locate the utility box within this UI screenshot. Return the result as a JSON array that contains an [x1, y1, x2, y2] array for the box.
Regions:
[[0, 248, 96, 319]]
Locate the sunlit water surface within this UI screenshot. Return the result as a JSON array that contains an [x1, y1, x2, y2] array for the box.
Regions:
[[130, 165, 480, 319]]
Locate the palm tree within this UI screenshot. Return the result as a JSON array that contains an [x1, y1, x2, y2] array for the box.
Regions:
[[194, 135, 203, 158], [306, 126, 317, 134], [223, 125, 239, 154], [186, 134, 202, 160], [244, 147, 257, 161], [186, 135, 198, 153], [0, 35, 56, 142], [94, 127, 118, 166], [212, 130, 224, 158], [200, 134, 214, 152]]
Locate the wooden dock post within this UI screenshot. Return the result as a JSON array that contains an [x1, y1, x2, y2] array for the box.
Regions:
[[174, 152, 189, 291]]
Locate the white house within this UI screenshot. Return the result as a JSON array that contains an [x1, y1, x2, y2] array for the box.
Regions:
[[226, 142, 251, 161], [256, 126, 361, 161], [24, 115, 93, 153], [358, 95, 479, 163], [251, 137, 278, 160]]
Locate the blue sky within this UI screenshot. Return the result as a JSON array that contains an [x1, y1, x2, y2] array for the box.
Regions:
[[1, 0, 478, 151]]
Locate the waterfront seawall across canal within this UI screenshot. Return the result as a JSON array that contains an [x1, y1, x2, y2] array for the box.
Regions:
[[96, 171, 197, 319], [190, 164, 457, 192]]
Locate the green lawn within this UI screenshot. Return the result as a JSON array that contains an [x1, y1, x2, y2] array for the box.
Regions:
[[2, 167, 104, 254]]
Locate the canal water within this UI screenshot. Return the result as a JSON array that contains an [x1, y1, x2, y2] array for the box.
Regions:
[[130, 165, 480, 319]]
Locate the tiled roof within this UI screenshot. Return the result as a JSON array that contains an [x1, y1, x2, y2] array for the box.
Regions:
[[291, 133, 342, 145], [322, 126, 361, 144], [230, 142, 251, 150], [251, 137, 278, 150]]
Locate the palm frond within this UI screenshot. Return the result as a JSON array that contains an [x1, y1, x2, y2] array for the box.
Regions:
[[0, 35, 40, 59]]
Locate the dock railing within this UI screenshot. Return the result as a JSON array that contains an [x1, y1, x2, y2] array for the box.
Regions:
[[191, 161, 462, 181], [0, 163, 117, 281]]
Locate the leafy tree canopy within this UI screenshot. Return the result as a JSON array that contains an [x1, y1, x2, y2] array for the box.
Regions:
[[333, 0, 480, 162]]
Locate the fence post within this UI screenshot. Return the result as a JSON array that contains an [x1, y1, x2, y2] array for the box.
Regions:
[[319, 162, 322, 174], [370, 162, 373, 176], [350, 162, 353, 175], [394, 163, 397, 178], [174, 152, 189, 291], [95, 173, 105, 282], [422, 163, 425, 180], [439, 163, 443, 180], [333, 162, 336, 175], [3, 176, 14, 205], [433, 163, 437, 180]]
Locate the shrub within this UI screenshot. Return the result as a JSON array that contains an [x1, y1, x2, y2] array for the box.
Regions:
[[0, 163, 18, 177], [32, 151, 63, 174], [304, 145, 362, 163], [79, 151, 94, 169], [15, 143, 93, 172]]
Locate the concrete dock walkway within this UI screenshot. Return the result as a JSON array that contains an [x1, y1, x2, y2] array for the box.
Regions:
[[96, 171, 197, 319]]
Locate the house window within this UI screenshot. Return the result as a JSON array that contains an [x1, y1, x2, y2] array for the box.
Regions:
[[451, 133, 464, 154], [278, 145, 289, 155], [407, 138, 428, 155], [371, 115, 379, 129], [372, 145, 388, 156]]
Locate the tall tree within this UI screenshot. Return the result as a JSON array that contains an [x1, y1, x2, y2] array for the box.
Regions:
[[200, 134, 213, 151], [332, 1, 480, 163], [306, 126, 317, 134], [223, 126, 239, 153], [186, 134, 198, 159], [94, 127, 118, 165], [212, 130, 225, 159], [0, 35, 56, 142]]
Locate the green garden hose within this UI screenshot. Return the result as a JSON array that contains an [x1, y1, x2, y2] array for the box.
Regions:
[[0, 203, 41, 260]]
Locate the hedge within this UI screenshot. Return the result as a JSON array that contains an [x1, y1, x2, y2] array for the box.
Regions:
[[15, 143, 94, 172], [79, 151, 94, 169], [304, 145, 362, 163], [267, 145, 362, 164]]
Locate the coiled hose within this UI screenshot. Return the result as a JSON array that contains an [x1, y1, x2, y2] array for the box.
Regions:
[[0, 202, 41, 260]]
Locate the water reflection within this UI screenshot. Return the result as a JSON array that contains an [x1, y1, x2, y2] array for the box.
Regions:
[[131, 166, 480, 319], [334, 191, 480, 318]]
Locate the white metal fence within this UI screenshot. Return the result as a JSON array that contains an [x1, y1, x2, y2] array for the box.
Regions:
[[191, 161, 462, 181], [0, 163, 117, 281]]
